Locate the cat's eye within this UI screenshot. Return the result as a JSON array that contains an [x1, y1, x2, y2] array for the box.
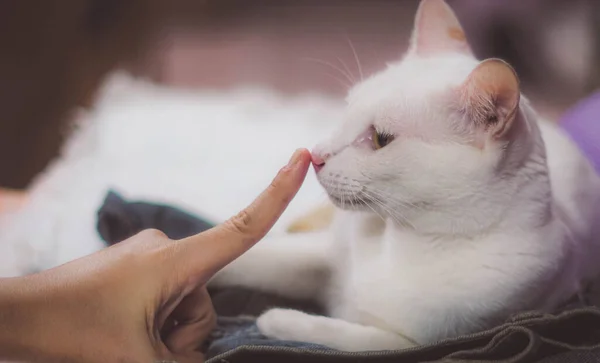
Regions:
[[372, 129, 395, 150]]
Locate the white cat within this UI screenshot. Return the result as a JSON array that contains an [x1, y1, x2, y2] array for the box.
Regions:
[[210, 0, 600, 351]]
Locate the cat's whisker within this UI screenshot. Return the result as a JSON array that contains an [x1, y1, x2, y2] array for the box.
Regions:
[[365, 187, 425, 212], [302, 57, 356, 88], [362, 189, 416, 229], [319, 179, 415, 227], [336, 56, 357, 84], [361, 191, 396, 219], [363, 188, 413, 211], [367, 197, 405, 226], [345, 35, 364, 81], [357, 194, 387, 223], [322, 73, 353, 91]]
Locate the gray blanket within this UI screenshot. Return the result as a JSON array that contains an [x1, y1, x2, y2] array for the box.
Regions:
[[97, 191, 600, 363], [205, 288, 600, 363]]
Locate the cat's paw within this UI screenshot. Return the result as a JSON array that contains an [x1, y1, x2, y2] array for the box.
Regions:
[[257, 308, 313, 341]]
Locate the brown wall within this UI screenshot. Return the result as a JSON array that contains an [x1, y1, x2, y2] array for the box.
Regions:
[[0, 0, 416, 189], [1, 0, 598, 188], [0, 0, 185, 188]]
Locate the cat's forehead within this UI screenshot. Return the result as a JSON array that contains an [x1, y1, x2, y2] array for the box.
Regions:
[[338, 55, 480, 140], [346, 55, 478, 113]]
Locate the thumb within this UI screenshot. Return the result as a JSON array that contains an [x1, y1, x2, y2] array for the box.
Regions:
[[175, 148, 311, 280]]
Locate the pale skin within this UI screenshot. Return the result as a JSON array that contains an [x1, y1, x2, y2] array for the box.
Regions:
[[0, 148, 312, 363]]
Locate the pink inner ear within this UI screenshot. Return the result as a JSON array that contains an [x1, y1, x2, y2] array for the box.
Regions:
[[459, 59, 521, 139], [411, 0, 473, 57]]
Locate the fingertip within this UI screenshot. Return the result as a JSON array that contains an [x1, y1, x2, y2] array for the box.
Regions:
[[296, 147, 311, 160], [293, 149, 311, 176], [297, 148, 312, 162], [272, 151, 310, 199], [296, 148, 312, 170], [174, 148, 312, 280], [281, 148, 311, 172]]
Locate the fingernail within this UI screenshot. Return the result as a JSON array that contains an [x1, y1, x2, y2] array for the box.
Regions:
[[283, 149, 304, 170]]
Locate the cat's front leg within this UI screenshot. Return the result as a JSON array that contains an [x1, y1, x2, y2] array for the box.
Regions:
[[208, 230, 332, 301], [257, 308, 416, 351]]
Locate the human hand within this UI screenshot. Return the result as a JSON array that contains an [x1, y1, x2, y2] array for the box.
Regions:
[[0, 148, 311, 363]]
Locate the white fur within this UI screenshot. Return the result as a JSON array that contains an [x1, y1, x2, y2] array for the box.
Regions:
[[211, 0, 600, 351], [0, 74, 343, 277]]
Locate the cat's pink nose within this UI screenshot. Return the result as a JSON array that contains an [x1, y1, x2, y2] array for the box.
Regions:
[[311, 152, 327, 173]]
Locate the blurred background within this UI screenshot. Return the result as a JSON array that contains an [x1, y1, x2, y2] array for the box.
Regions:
[[1, 0, 599, 189]]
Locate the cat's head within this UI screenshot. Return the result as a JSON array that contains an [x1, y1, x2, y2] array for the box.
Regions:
[[312, 0, 541, 231]]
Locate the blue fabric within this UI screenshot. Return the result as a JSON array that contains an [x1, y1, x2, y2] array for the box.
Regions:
[[206, 316, 331, 359]]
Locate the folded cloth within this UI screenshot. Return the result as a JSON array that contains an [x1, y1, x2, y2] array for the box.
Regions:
[[207, 316, 329, 359], [97, 190, 215, 244], [96, 191, 600, 363], [207, 308, 600, 363]]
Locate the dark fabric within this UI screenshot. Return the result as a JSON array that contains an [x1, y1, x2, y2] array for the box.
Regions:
[[95, 190, 323, 349], [207, 316, 329, 359], [95, 189, 323, 316], [209, 286, 323, 318], [96, 190, 215, 244], [206, 308, 600, 363], [95, 192, 600, 363], [535, 348, 600, 363]]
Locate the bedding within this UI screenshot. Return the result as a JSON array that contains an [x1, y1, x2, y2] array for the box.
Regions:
[[96, 191, 600, 363]]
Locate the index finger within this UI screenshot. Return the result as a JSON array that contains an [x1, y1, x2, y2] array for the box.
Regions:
[[176, 148, 311, 279]]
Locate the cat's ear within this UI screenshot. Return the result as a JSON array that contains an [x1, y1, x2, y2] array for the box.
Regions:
[[459, 58, 521, 139], [409, 0, 473, 57]]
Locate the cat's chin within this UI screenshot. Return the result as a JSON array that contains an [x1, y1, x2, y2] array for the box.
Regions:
[[327, 194, 369, 211]]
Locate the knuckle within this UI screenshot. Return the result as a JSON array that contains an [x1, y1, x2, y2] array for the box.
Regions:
[[200, 298, 217, 328], [206, 309, 217, 330], [139, 228, 168, 241], [227, 209, 253, 235]]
